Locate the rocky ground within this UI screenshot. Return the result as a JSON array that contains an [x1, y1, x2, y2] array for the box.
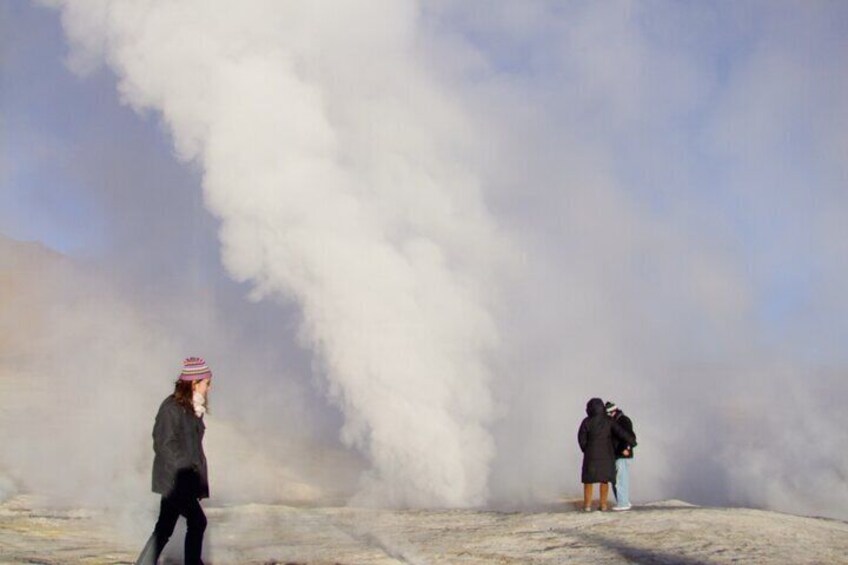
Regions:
[[1, 496, 846, 564]]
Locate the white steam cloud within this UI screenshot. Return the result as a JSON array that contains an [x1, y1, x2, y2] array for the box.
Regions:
[[47, 0, 506, 507]]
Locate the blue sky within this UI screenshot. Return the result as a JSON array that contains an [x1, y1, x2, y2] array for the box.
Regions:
[[3, 3, 199, 254]]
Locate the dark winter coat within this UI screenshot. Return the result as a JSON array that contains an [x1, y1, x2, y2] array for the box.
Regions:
[[578, 398, 637, 484], [610, 412, 636, 459], [151, 396, 209, 499]]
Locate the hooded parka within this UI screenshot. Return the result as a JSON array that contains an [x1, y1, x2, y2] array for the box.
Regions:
[[151, 396, 209, 499], [578, 398, 636, 484]]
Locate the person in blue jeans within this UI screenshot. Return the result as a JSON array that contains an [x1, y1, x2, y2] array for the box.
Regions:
[[605, 401, 636, 511]]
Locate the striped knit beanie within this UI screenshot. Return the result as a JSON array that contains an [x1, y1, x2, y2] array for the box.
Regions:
[[179, 357, 212, 381]]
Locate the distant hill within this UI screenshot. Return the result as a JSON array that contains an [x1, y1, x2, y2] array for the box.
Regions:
[[0, 236, 67, 363]]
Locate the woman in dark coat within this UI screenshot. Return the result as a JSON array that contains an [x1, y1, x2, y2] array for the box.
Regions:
[[137, 357, 212, 565], [578, 397, 636, 511]]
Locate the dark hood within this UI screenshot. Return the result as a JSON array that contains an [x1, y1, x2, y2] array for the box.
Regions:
[[586, 397, 606, 417]]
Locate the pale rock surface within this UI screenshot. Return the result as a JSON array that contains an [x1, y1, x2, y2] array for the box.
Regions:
[[1, 496, 846, 564]]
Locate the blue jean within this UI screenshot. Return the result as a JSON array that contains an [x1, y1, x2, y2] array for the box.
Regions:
[[614, 458, 631, 507]]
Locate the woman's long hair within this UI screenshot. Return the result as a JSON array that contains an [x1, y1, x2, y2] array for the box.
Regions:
[[173, 379, 210, 415], [173, 379, 195, 413]]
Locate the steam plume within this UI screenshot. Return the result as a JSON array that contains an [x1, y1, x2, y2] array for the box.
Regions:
[[48, 0, 505, 507]]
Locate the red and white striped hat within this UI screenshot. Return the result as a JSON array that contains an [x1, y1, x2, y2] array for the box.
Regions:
[[179, 357, 212, 381]]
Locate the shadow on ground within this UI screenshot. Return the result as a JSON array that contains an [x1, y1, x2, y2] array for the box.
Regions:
[[571, 530, 712, 565]]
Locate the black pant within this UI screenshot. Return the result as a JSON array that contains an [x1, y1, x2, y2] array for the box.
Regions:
[[136, 493, 206, 565]]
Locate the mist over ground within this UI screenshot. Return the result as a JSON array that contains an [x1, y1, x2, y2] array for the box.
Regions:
[[1, 0, 846, 522]]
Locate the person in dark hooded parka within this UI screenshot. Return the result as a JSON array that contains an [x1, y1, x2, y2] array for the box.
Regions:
[[578, 397, 636, 511]]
